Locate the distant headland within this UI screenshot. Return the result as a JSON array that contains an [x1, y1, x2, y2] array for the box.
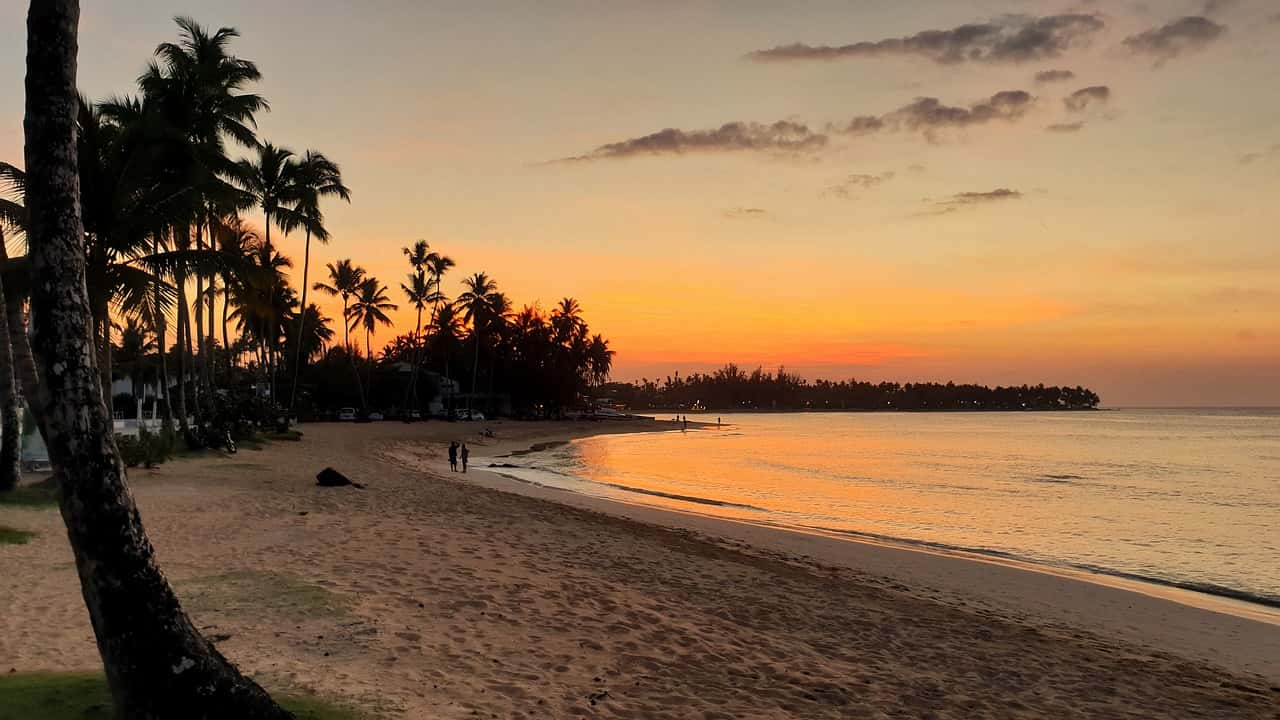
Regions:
[[599, 365, 1100, 412]]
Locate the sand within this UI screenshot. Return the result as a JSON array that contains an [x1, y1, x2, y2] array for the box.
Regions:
[[1, 420, 1277, 718]]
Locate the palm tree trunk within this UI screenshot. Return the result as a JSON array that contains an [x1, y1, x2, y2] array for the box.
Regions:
[[154, 232, 172, 425], [194, 219, 205, 396], [221, 274, 230, 370], [401, 304, 422, 413], [469, 323, 481, 416], [287, 229, 312, 414], [343, 297, 366, 410], [365, 327, 373, 408], [0, 260, 21, 491], [174, 263, 189, 432], [23, 3, 292, 715]]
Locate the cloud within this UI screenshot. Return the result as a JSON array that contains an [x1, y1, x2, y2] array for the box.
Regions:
[[1123, 16, 1226, 64], [723, 207, 769, 219], [1046, 121, 1086, 133], [834, 90, 1036, 142], [562, 120, 828, 161], [824, 172, 895, 199], [747, 14, 1105, 65], [923, 188, 1024, 215], [1035, 69, 1076, 83], [1064, 85, 1111, 112]]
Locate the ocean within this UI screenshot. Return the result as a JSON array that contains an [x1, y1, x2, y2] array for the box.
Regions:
[[481, 409, 1280, 609]]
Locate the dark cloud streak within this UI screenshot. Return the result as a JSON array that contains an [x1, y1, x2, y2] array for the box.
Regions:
[[1064, 85, 1111, 112], [924, 188, 1024, 215], [1035, 69, 1076, 84], [562, 120, 828, 162], [748, 14, 1105, 65], [834, 91, 1035, 142], [1123, 16, 1226, 64]]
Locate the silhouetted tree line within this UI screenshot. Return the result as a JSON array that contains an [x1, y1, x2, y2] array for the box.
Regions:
[[598, 364, 1100, 411]]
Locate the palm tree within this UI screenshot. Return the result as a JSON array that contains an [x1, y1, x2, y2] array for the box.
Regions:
[[286, 150, 349, 412], [347, 277, 397, 406], [22, 3, 290, 714], [400, 271, 435, 410], [313, 259, 367, 408], [233, 142, 300, 255], [551, 296, 585, 344], [456, 272, 500, 416], [587, 333, 615, 384]]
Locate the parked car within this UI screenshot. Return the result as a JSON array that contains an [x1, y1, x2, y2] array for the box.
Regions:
[[368, 411, 385, 421], [452, 409, 486, 421], [337, 407, 356, 421]]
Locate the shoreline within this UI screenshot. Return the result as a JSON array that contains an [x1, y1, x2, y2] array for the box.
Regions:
[[457, 426, 1280, 682], [478, 428, 1280, 622]]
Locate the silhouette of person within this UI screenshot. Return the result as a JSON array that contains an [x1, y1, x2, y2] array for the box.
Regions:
[[461, 443, 470, 473], [717, 417, 721, 428], [448, 441, 458, 472]]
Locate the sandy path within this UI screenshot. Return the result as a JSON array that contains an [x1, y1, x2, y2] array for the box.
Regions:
[[1, 421, 1277, 718]]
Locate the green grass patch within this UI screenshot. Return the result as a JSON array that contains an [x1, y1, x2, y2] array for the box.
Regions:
[[0, 672, 359, 719], [0, 479, 58, 508], [0, 525, 36, 545], [179, 569, 352, 618]]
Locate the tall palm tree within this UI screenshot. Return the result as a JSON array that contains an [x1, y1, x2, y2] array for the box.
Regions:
[[22, 2, 290, 714], [286, 150, 349, 413], [233, 142, 300, 255], [139, 16, 267, 400], [313, 259, 367, 407], [456, 272, 500, 416], [400, 271, 435, 409], [551, 296, 585, 344], [347, 277, 397, 407], [313, 259, 365, 354]]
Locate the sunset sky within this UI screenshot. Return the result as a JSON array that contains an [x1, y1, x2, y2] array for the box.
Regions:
[[3, 1, 1279, 406]]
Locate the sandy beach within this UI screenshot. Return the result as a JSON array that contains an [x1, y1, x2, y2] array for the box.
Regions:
[[1, 420, 1277, 719]]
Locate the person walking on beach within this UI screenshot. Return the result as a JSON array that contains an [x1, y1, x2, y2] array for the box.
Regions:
[[448, 441, 458, 472], [682, 415, 688, 432], [460, 443, 470, 473]]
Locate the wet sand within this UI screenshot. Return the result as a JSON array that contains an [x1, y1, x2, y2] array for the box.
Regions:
[[1, 420, 1276, 718]]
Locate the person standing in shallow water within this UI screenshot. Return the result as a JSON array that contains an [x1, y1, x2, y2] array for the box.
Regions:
[[460, 443, 470, 473], [448, 441, 458, 472]]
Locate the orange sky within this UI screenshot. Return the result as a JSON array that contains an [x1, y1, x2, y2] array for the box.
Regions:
[[3, 1, 1279, 405]]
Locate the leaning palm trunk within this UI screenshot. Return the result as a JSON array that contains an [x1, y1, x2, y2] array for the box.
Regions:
[[469, 323, 481, 416], [0, 271, 19, 491], [23, 2, 293, 716], [287, 228, 313, 414], [194, 220, 206, 395], [173, 264, 189, 431], [153, 232, 172, 425]]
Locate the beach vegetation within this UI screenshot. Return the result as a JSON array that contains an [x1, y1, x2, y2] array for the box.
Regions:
[[602, 365, 1102, 411]]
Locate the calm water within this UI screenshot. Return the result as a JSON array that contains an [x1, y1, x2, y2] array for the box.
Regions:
[[484, 410, 1280, 607]]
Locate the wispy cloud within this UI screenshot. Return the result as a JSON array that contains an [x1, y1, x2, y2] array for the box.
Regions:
[[1034, 69, 1076, 84], [1239, 143, 1280, 164], [1123, 16, 1227, 64], [834, 90, 1036, 142], [561, 120, 828, 162], [922, 188, 1024, 215], [1064, 85, 1111, 112], [823, 172, 895, 199], [747, 14, 1105, 65], [723, 207, 769, 219], [1046, 121, 1086, 133]]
